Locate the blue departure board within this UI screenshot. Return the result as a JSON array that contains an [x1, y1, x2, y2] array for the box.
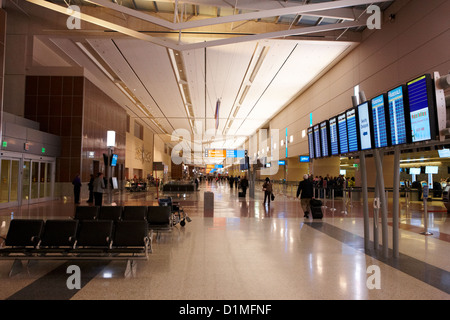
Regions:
[[388, 86, 409, 146], [329, 117, 339, 156], [308, 127, 315, 159], [320, 121, 330, 158], [226, 149, 246, 158], [338, 113, 348, 154], [357, 102, 373, 151], [371, 94, 389, 148], [313, 124, 321, 158], [407, 74, 435, 143], [346, 108, 359, 153]]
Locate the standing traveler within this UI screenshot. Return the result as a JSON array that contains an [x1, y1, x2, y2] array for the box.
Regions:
[[297, 174, 314, 218], [87, 174, 94, 203], [93, 172, 105, 206], [262, 177, 273, 206], [72, 174, 82, 204]]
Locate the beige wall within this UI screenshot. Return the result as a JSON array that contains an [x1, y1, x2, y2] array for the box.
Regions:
[[267, 0, 450, 186], [153, 134, 171, 179], [125, 119, 154, 180]]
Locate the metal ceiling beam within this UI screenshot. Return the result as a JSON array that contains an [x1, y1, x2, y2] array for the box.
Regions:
[[27, 0, 364, 51], [177, 20, 366, 50], [85, 0, 391, 30], [26, 0, 180, 49]]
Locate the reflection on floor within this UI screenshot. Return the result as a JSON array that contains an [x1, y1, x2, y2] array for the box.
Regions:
[[0, 180, 449, 300]]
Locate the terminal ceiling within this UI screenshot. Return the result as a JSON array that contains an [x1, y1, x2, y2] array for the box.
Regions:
[[16, 0, 394, 160]]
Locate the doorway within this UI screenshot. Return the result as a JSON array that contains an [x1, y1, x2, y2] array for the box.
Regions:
[[0, 152, 55, 208]]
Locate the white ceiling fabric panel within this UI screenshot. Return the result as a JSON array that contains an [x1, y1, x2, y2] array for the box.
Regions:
[[113, 39, 186, 120], [86, 38, 166, 120]]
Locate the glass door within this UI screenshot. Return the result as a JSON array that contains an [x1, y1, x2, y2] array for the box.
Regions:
[[0, 158, 20, 207], [0, 154, 55, 208], [22, 161, 31, 202], [30, 161, 39, 202], [0, 159, 11, 204]]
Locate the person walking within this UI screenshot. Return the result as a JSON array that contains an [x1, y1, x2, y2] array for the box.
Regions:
[[297, 174, 314, 218], [93, 172, 105, 206], [240, 175, 249, 197], [72, 174, 82, 204], [87, 174, 94, 203], [262, 177, 273, 206], [229, 175, 234, 189]]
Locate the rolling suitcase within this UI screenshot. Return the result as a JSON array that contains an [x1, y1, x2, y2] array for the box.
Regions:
[[310, 199, 323, 219]]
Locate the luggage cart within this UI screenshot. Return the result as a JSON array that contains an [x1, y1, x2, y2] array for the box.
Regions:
[[158, 197, 192, 227]]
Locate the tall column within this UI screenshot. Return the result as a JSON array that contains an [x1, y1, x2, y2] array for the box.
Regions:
[[3, 6, 33, 117], [0, 7, 6, 143]]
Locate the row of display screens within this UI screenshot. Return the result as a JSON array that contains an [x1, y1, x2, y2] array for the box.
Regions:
[[308, 74, 438, 159]]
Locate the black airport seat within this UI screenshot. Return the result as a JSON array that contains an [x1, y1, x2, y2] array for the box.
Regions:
[[147, 206, 172, 231], [74, 220, 113, 249], [74, 206, 99, 221], [122, 206, 148, 221], [110, 220, 149, 255], [98, 206, 123, 221], [39, 220, 79, 249], [0, 219, 44, 254]]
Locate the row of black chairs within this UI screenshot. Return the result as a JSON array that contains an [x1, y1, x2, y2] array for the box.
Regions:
[[74, 205, 172, 231], [0, 219, 149, 259]]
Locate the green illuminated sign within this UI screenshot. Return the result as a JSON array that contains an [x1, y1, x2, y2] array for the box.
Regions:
[[2, 141, 7, 148]]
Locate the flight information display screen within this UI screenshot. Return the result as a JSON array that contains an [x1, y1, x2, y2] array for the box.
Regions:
[[338, 113, 349, 154], [313, 124, 322, 158], [407, 74, 435, 143], [388, 85, 409, 146], [308, 127, 315, 159], [346, 108, 359, 153], [329, 117, 339, 156], [358, 102, 373, 151], [320, 121, 330, 158], [371, 94, 389, 148]]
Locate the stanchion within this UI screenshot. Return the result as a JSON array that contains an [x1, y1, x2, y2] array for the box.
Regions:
[[405, 188, 410, 208], [330, 188, 336, 212], [341, 188, 347, 215], [349, 188, 353, 208], [373, 197, 380, 251], [420, 185, 433, 236]]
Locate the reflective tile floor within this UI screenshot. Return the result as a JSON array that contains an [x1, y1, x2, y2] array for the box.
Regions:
[[0, 181, 449, 300]]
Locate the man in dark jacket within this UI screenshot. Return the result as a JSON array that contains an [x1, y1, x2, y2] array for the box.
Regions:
[[72, 173, 82, 204], [240, 175, 249, 196], [297, 174, 314, 218]]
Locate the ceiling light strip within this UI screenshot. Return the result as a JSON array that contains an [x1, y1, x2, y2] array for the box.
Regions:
[[76, 42, 115, 82], [249, 46, 270, 83], [115, 83, 137, 105]]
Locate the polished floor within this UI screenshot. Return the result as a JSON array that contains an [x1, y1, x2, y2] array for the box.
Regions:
[[0, 180, 449, 300]]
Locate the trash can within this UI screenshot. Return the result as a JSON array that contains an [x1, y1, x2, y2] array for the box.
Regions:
[[443, 186, 450, 213], [204, 191, 214, 215]]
